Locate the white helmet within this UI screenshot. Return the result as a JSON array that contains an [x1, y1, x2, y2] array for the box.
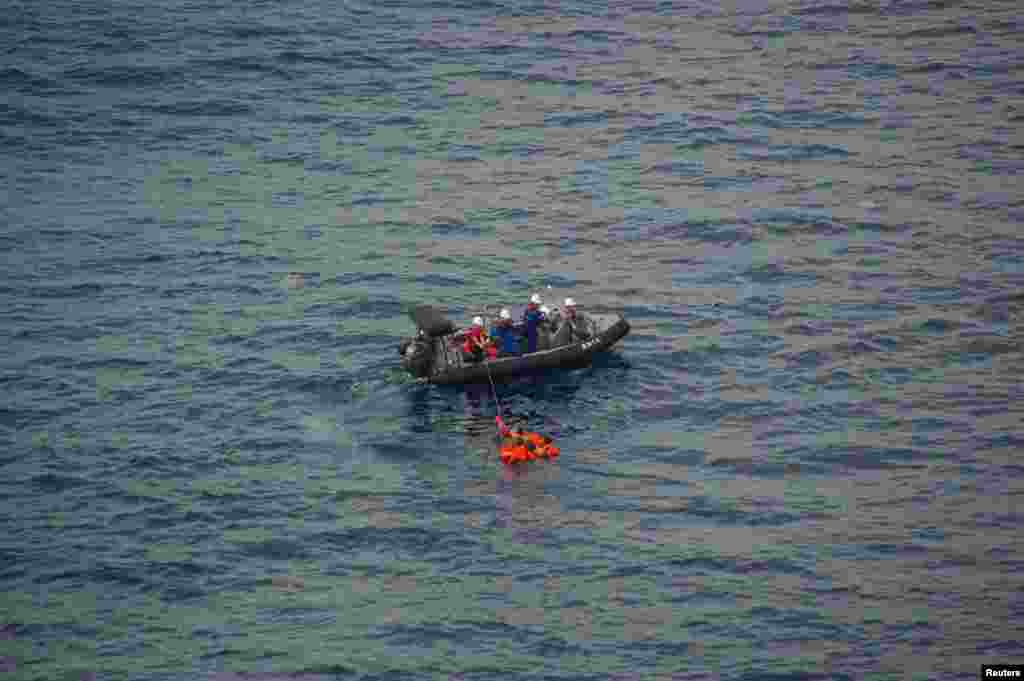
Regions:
[[530, 293, 542, 305], [499, 308, 511, 320], [539, 305, 549, 315], [564, 297, 576, 307], [472, 316, 483, 326]]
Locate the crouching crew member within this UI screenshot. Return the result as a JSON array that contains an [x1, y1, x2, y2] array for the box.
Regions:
[[462, 316, 494, 362]]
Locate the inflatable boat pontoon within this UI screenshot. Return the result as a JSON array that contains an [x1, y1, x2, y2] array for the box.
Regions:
[[398, 305, 630, 384]]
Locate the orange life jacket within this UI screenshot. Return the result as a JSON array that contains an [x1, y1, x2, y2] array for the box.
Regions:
[[499, 431, 558, 464], [466, 325, 493, 352]]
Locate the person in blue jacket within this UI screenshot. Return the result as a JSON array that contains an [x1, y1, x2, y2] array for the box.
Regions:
[[522, 293, 544, 353], [490, 308, 519, 356]]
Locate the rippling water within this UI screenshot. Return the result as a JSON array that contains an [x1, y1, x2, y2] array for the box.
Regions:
[[2, 0, 1022, 679]]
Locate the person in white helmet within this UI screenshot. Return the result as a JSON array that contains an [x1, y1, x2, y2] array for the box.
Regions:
[[522, 293, 544, 353], [461, 315, 492, 362], [562, 297, 591, 340], [542, 302, 560, 329], [489, 308, 519, 356], [536, 305, 553, 351]]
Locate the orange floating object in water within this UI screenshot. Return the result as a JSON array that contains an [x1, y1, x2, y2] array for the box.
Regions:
[[499, 443, 530, 465], [499, 430, 557, 465]]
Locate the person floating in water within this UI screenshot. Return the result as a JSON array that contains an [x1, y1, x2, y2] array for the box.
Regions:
[[493, 414, 559, 464], [498, 428, 560, 464]]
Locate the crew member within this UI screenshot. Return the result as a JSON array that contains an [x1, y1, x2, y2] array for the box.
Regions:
[[462, 316, 490, 362], [490, 308, 519, 356], [522, 293, 543, 353], [563, 297, 591, 340], [537, 305, 553, 351]]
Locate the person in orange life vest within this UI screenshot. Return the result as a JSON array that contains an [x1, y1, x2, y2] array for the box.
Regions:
[[498, 429, 559, 464], [562, 297, 591, 340], [462, 316, 493, 362], [522, 293, 544, 353]]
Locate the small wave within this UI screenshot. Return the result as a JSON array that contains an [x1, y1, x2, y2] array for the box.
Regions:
[[747, 263, 818, 288], [817, 444, 933, 470], [63, 63, 179, 88], [414, 273, 465, 287], [72, 356, 152, 372], [728, 27, 792, 39], [0, 100, 61, 128], [240, 537, 311, 561], [275, 50, 344, 66], [744, 109, 866, 130], [631, 120, 769, 149], [739, 144, 850, 162], [216, 24, 298, 41], [690, 501, 804, 528], [417, 28, 533, 52], [326, 271, 396, 287], [888, 22, 977, 40], [318, 526, 445, 557], [821, 59, 902, 81], [31, 472, 90, 492], [30, 282, 104, 299], [0, 66, 64, 94], [785, 320, 834, 337], [210, 672, 346, 680], [644, 160, 703, 177], [131, 100, 254, 117], [793, 1, 879, 16], [917, 318, 960, 335], [881, 0, 962, 15], [987, 17, 1023, 33], [544, 110, 609, 128], [654, 220, 754, 244], [432, 220, 484, 238], [279, 48, 389, 69], [699, 174, 763, 192], [786, 349, 831, 369], [193, 55, 287, 78], [754, 208, 844, 235]]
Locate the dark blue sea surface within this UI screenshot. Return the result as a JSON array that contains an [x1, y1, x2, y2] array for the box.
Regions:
[[2, 0, 1022, 679]]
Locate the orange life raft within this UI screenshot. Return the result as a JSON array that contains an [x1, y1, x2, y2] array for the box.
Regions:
[[499, 430, 560, 465]]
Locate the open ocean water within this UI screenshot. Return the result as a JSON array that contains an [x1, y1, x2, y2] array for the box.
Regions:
[[1, 0, 1022, 679]]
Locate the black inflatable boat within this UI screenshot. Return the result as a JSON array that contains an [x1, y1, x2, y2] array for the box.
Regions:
[[398, 304, 630, 384]]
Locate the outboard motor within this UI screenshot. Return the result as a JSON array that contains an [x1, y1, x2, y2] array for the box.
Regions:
[[400, 331, 435, 378], [399, 305, 456, 379]]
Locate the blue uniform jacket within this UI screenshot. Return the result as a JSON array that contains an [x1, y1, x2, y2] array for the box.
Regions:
[[490, 323, 520, 355], [522, 308, 543, 353]]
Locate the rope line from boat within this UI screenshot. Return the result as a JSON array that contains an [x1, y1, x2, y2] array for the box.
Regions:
[[484, 360, 508, 436]]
